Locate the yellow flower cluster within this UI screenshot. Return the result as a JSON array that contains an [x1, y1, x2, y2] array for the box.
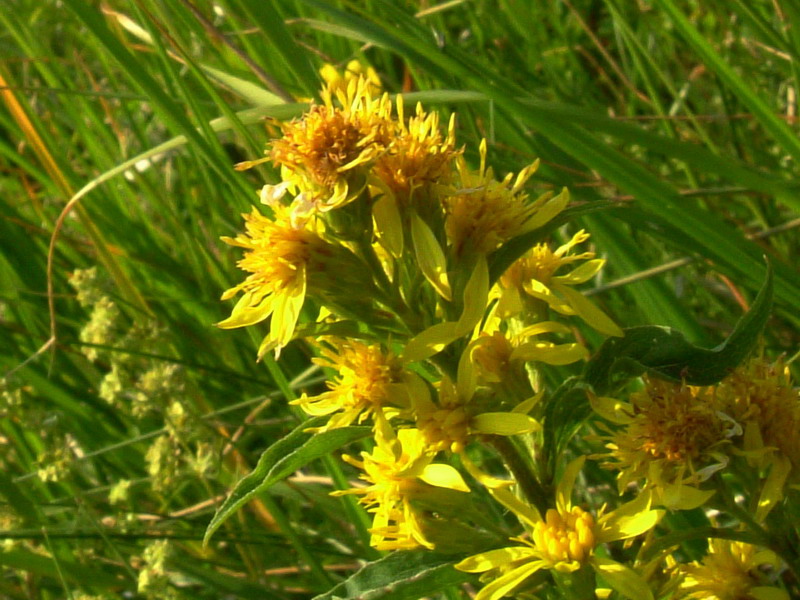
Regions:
[[456, 457, 663, 600], [215, 64, 800, 600], [591, 355, 799, 516], [677, 539, 787, 600], [219, 64, 627, 565]]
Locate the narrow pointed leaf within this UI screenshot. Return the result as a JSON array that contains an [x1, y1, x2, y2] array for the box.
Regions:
[[204, 417, 369, 544], [584, 264, 772, 393], [312, 550, 473, 600]]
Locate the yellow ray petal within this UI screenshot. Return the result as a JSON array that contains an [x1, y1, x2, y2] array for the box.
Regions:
[[471, 412, 541, 436]]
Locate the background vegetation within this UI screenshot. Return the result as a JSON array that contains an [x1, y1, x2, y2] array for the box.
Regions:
[[0, 0, 798, 598]]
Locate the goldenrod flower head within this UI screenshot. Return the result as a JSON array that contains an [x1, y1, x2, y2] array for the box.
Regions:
[[409, 351, 541, 453], [217, 205, 330, 357], [470, 331, 514, 384], [456, 456, 663, 600], [269, 76, 394, 215], [717, 355, 800, 472], [497, 230, 623, 336], [319, 60, 382, 97], [591, 378, 733, 509], [293, 337, 408, 431], [470, 321, 588, 385], [677, 539, 787, 600], [533, 506, 596, 565], [501, 230, 595, 289], [372, 97, 459, 205], [334, 420, 470, 550], [415, 374, 472, 453], [445, 140, 567, 257]]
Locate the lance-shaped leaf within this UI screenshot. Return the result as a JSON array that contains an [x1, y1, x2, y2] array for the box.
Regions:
[[411, 211, 451, 300], [584, 263, 772, 394], [312, 550, 474, 600], [204, 417, 370, 544]]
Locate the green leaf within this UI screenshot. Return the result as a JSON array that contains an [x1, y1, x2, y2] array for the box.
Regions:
[[312, 550, 473, 600], [584, 263, 772, 394], [200, 65, 284, 107], [225, 0, 319, 96], [0, 548, 122, 587], [0, 471, 40, 527], [543, 380, 593, 479], [204, 417, 370, 544]]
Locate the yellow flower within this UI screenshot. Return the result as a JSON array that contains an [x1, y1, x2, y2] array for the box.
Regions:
[[590, 377, 735, 510], [677, 539, 787, 600], [293, 337, 408, 431], [497, 230, 623, 336], [372, 96, 459, 206], [371, 97, 460, 257], [444, 140, 569, 257], [456, 456, 663, 600], [717, 355, 799, 471], [410, 342, 541, 453], [268, 76, 394, 215], [333, 420, 470, 550], [217, 205, 328, 358], [319, 60, 382, 97], [469, 321, 588, 386], [715, 355, 799, 519]]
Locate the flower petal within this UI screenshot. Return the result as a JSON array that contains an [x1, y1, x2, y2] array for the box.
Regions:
[[457, 334, 478, 401], [511, 341, 588, 365], [524, 187, 569, 232], [474, 560, 546, 600], [555, 284, 623, 337], [516, 321, 572, 337], [456, 255, 489, 335], [756, 454, 791, 522], [553, 259, 605, 285], [471, 412, 541, 436], [216, 293, 275, 329], [588, 393, 635, 425], [373, 194, 404, 257], [591, 556, 653, 600], [512, 390, 544, 414], [269, 273, 306, 352], [489, 486, 542, 528], [419, 464, 470, 492], [455, 546, 537, 573], [598, 495, 662, 543], [411, 211, 451, 300], [660, 484, 715, 511], [460, 452, 514, 489], [402, 322, 460, 362]]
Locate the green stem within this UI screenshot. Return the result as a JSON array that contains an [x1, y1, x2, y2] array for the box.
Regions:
[[490, 436, 549, 513], [354, 236, 421, 333]]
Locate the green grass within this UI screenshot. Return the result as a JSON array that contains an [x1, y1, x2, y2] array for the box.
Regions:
[[1, 1, 798, 598]]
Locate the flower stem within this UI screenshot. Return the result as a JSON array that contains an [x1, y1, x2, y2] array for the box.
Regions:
[[490, 435, 550, 513]]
